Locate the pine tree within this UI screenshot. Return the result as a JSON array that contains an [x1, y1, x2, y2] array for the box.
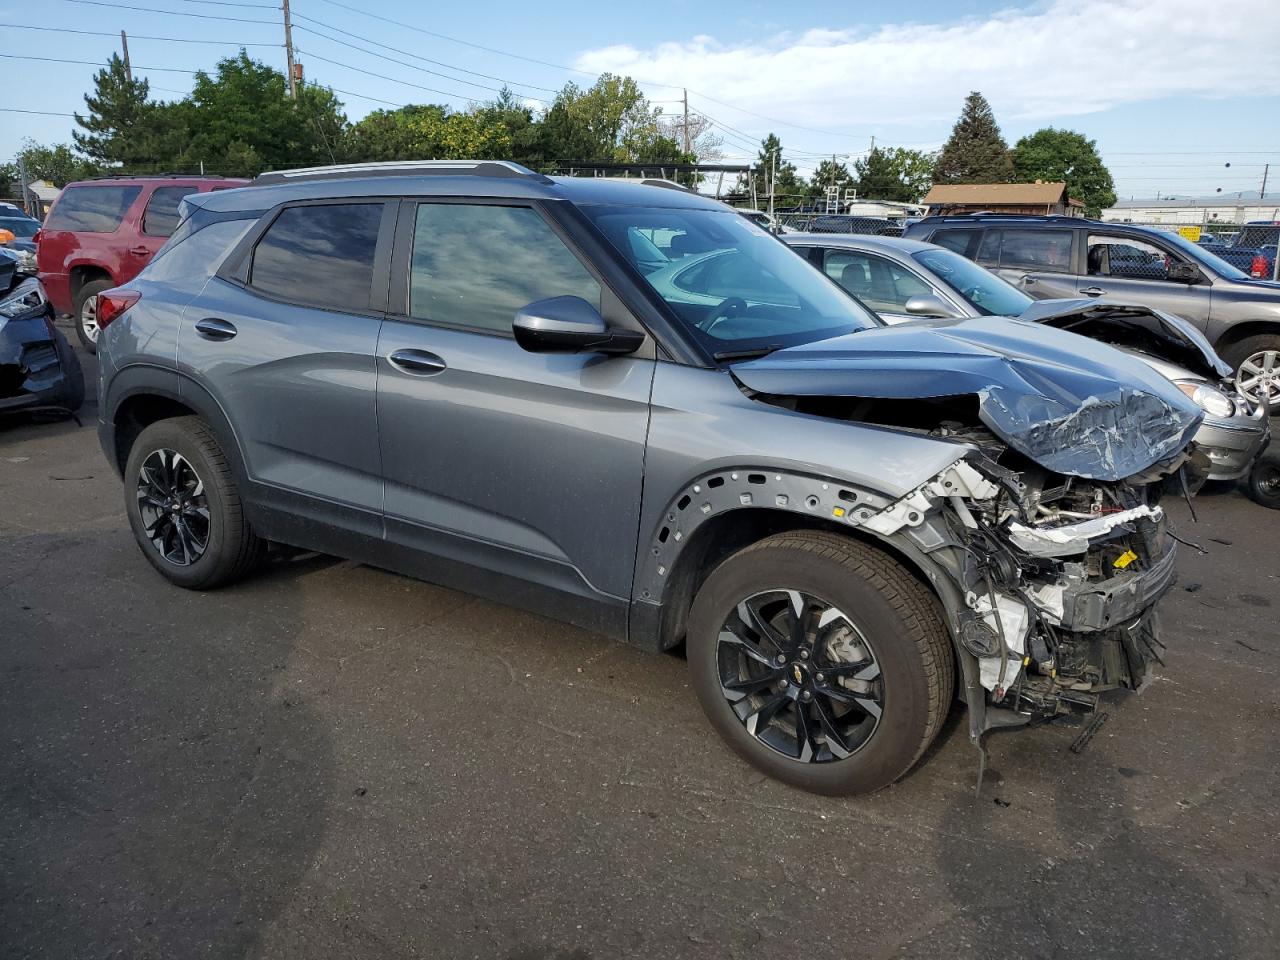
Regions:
[[933, 92, 1012, 184], [73, 54, 154, 166], [744, 134, 803, 206]]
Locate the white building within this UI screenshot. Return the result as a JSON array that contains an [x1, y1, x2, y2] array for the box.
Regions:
[[1102, 198, 1280, 225]]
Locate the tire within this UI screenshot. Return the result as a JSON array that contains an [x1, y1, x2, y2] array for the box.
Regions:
[[1247, 448, 1280, 509], [1220, 334, 1280, 414], [124, 416, 264, 589], [687, 530, 955, 796], [52, 328, 85, 413], [73, 277, 114, 354]]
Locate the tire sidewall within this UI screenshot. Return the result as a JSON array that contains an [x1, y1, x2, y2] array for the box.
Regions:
[[74, 279, 112, 354], [124, 420, 235, 589], [688, 542, 935, 795]]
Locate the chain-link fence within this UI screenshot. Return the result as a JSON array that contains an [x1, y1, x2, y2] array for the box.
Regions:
[[773, 212, 906, 236], [1097, 218, 1279, 281]]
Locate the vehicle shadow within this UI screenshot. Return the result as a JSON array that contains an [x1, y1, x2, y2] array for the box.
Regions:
[[0, 529, 336, 958], [906, 734, 1242, 958]]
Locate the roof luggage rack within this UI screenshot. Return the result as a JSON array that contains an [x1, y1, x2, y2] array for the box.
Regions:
[[254, 160, 554, 186]]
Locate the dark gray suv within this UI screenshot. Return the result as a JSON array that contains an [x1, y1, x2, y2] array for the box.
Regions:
[[97, 162, 1205, 795]]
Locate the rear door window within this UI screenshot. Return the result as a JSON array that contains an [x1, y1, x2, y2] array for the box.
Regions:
[[44, 185, 142, 233], [248, 202, 384, 313], [930, 229, 980, 258], [995, 229, 1073, 272], [141, 186, 199, 236]]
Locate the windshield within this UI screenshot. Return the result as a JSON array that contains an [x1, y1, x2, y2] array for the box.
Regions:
[[1159, 230, 1250, 280], [912, 246, 1033, 316], [0, 217, 38, 238], [582, 205, 879, 356]]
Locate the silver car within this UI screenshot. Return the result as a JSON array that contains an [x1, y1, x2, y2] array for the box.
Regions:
[[785, 233, 1270, 482]]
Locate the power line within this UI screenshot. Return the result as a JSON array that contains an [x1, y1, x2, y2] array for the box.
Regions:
[[50, 0, 277, 25], [293, 48, 482, 104], [1, 107, 78, 117], [290, 21, 549, 101], [170, 0, 276, 7], [0, 53, 197, 73], [10, 24, 281, 47], [290, 12, 559, 95]]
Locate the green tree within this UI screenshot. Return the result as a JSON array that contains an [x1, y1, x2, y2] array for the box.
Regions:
[[538, 75, 687, 164], [346, 104, 442, 162], [934, 92, 1012, 184], [73, 53, 162, 167], [1011, 127, 1116, 217], [175, 52, 348, 176], [879, 147, 937, 201], [10, 140, 100, 187], [806, 158, 854, 204], [853, 147, 914, 201], [743, 134, 804, 205]]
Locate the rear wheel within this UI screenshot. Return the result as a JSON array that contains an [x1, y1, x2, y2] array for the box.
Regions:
[[124, 416, 264, 589], [1221, 334, 1280, 413], [73, 278, 114, 354], [687, 530, 954, 795]]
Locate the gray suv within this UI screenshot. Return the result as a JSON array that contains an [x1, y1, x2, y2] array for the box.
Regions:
[[97, 162, 1205, 795], [903, 214, 1280, 412]]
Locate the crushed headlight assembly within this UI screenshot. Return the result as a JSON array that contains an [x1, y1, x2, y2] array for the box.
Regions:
[[0, 279, 50, 321], [1177, 380, 1234, 419]]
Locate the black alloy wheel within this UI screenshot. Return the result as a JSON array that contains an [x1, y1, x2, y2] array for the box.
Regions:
[[717, 589, 883, 763], [135, 448, 211, 566]]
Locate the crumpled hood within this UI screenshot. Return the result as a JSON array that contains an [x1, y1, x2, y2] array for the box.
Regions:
[[1018, 298, 1232, 380], [732, 315, 1204, 481]]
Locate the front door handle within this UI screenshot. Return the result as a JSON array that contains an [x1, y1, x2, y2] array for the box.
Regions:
[[194, 317, 238, 341], [129, 245, 150, 256], [388, 348, 447, 376], [1081, 286, 1107, 297]]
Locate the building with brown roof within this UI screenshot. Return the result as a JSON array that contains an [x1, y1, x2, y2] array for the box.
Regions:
[[923, 181, 1084, 217]]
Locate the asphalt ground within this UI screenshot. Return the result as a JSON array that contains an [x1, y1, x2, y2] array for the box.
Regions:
[[2, 336, 1278, 959]]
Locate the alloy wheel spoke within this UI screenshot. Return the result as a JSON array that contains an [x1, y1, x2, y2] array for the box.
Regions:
[[810, 695, 852, 760], [721, 669, 784, 702], [742, 692, 789, 736], [793, 699, 815, 762], [720, 628, 776, 667], [735, 599, 787, 653]]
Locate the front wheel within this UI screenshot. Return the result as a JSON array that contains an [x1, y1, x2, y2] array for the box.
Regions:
[[124, 416, 264, 589], [687, 531, 955, 795], [1221, 335, 1280, 414], [1247, 448, 1280, 509]]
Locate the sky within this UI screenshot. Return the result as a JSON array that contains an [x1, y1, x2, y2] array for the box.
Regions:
[[3, 0, 1279, 202]]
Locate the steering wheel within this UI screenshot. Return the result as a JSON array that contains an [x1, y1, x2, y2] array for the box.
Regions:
[[700, 296, 749, 335]]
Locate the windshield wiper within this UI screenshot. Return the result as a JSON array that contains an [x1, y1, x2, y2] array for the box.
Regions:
[[713, 345, 783, 362]]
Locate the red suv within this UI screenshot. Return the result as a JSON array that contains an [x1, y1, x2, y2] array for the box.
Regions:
[[36, 175, 249, 351]]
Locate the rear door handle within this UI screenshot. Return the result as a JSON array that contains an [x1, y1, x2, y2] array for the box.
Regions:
[[388, 348, 447, 376], [129, 245, 150, 256], [194, 317, 238, 341], [1080, 286, 1107, 297]]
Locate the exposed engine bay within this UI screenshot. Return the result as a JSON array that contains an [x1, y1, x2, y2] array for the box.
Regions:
[[745, 387, 1201, 731]]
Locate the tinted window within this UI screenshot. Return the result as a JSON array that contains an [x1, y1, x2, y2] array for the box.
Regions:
[[0, 217, 39, 238], [931, 229, 979, 257], [142, 186, 198, 236], [997, 229, 1073, 272], [409, 203, 600, 333], [821, 249, 932, 314], [913, 248, 1033, 317], [250, 203, 383, 312], [44, 185, 142, 233]]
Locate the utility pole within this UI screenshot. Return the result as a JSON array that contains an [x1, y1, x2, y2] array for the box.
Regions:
[[282, 0, 297, 99], [768, 148, 777, 220], [120, 31, 132, 83], [16, 154, 33, 217], [681, 89, 690, 155], [1261, 163, 1269, 201]]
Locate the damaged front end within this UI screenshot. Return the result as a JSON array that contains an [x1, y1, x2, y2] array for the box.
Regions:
[[731, 316, 1207, 743]]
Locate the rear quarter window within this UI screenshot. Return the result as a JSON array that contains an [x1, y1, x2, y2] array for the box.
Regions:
[[142, 186, 199, 237], [930, 229, 981, 258], [44, 185, 142, 233]]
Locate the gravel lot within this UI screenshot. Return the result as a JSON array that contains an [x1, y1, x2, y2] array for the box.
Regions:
[[2, 339, 1277, 959]]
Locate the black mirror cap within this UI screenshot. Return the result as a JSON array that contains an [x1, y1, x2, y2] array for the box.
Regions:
[[1168, 261, 1202, 284], [513, 295, 645, 355]]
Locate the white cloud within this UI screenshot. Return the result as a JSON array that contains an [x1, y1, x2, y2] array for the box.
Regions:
[[572, 0, 1280, 136]]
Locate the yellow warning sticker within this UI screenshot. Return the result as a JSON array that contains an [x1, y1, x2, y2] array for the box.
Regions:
[[1114, 549, 1138, 569]]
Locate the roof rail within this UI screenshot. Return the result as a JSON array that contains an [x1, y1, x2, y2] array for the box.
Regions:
[[589, 176, 691, 193], [254, 160, 554, 186]]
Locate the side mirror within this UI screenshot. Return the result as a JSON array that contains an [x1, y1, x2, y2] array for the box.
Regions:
[[513, 296, 645, 355], [1167, 261, 1201, 284], [903, 293, 962, 318]]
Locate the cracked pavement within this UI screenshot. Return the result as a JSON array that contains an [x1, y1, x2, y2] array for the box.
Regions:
[[2, 341, 1278, 959]]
